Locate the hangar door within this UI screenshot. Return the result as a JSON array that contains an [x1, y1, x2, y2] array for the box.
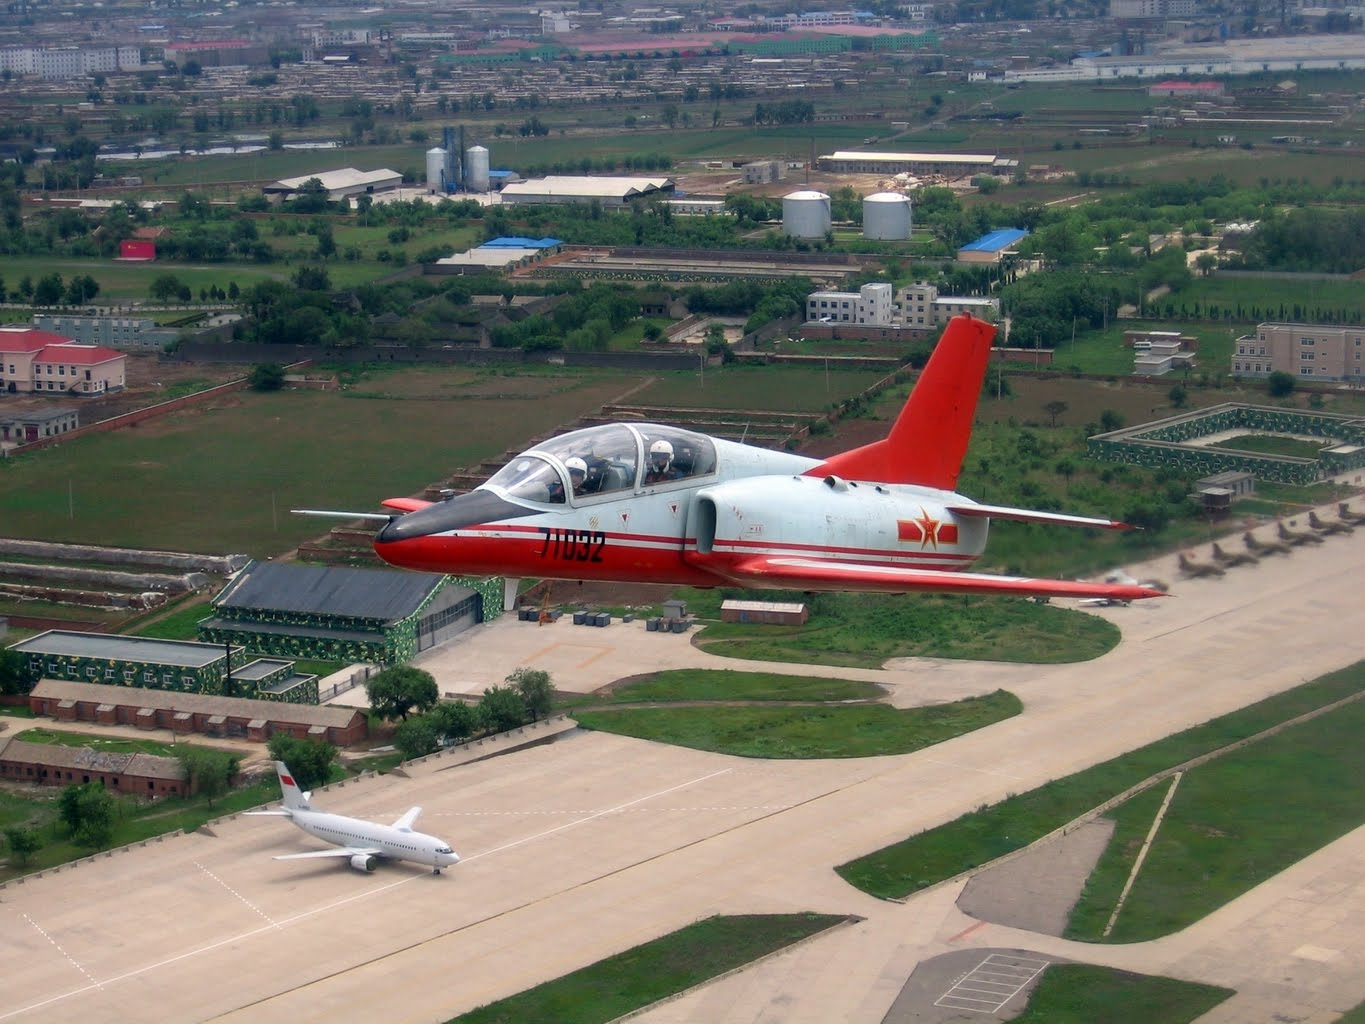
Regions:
[[416, 590, 482, 651]]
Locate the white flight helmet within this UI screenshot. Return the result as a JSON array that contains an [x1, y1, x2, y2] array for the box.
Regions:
[[565, 456, 587, 478], [649, 439, 673, 466]]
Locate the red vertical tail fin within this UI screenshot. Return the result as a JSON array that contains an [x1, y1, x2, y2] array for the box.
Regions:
[[815, 314, 996, 489]]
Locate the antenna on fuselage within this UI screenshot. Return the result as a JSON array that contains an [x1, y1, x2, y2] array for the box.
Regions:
[[740, 422, 750, 444]]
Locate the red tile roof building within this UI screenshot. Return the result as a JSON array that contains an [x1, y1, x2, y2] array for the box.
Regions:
[[0, 326, 126, 395]]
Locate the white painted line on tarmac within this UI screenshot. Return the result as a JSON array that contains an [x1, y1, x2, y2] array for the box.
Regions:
[[0, 766, 737, 1022], [935, 954, 1049, 1013], [194, 860, 281, 929], [22, 913, 100, 990], [463, 766, 737, 862]]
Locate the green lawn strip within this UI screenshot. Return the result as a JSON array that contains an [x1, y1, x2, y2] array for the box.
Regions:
[[691, 594, 1120, 668], [836, 661, 1365, 900], [1013, 964, 1232, 1024], [1067, 694, 1365, 942], [590, 669, 882, 704], [1338, 1000, 1365, 1024], [125, 596, 217, 641], [450, 913, 848, 1024], [574, 690, 1020, 759]]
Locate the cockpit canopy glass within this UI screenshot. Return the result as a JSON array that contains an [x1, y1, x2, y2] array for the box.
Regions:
[[485, 424, 718, 504]]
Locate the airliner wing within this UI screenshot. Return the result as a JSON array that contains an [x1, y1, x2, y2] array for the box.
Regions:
[[724, 556, 1166, 602], [274, 847, 384, 861], [392, 806, 423, 832]]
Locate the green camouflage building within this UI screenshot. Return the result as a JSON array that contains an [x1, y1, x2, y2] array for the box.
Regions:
[[198, 561, 498, 666]]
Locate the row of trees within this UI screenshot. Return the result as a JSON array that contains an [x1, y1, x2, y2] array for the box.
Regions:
[[362, 666, 556, 763]]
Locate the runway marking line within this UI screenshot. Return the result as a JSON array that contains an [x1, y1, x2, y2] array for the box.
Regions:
[[935, 954, 1049, 1013], [194, 860, 281, 929], [22, 914, 100, 990], [0, 766, 737, 1022]]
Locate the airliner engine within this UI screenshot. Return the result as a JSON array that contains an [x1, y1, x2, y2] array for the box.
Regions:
[[350, 854, 378, 872]]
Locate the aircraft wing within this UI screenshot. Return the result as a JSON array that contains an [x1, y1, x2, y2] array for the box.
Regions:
[[946, 503, 1133, 531], [723, 556, 1166, 602], [392, 807, 422, 831], [274, 847, 384, 861]]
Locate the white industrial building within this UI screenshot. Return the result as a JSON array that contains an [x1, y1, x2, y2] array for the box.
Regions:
[[896, 283, 1000, 326], [497, 176, 675, 207], [0, 45, 141, 79], [806, 283, 895, 326], [818, 151, 1013, 177], [264, 168, 403, 203], [1004, 35, 1365, 82]]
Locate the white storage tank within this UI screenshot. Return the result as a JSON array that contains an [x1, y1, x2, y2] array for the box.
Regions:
[[862, 191, 912, 240], [425, 147, 447, 193], [782, 189, 831, 239], [465, 145, 490, 192]]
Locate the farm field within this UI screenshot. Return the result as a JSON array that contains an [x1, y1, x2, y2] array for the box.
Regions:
[[0, 366, 643, 555]]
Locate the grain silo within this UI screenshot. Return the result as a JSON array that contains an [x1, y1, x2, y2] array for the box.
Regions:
[[465, 145, 490, 192], [782, 189, 831, 239], [425, 147, 448, 193], [862, 192, 912, 240]]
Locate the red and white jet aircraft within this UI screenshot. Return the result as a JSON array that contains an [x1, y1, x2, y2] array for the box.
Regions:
[[298, 314, 1163, 605]]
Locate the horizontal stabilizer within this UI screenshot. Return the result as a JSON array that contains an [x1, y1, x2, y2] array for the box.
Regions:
[[382, 498, 433, 513], [724, 555, 1167, 602], [275, 847, 383, 861], [292, 509, 394, 522], [947, 503, 1134, 531]]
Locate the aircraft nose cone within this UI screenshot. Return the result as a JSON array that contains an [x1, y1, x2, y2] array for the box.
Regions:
[[376, 489, 535, 544]]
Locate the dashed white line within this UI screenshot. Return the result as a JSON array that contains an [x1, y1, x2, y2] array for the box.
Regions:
[[935, 954, 1049, 1013], [195, 861, 280, 929], [23, 914, 100, 989]]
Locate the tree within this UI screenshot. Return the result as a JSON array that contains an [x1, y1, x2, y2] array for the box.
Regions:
[[248, 363, 285, 391], [292, 264, 331, 291], [506, 667, 554, 723], [1043, 400, 1068, 427], [176, 747, 239, 805], [1167, 383, 1188, 409], [366, 666, 439, 721], [4, 826, 40, 866], [59, 783, 115, 846], [149, 273, 185, 302], [32, 272, 64, 306], [0, 648, 38, 696], [430, 700, 478, 744], [393, 716, 439, 761], [478, 685, 526, 733], [266, 735, 337, 792], [1267, 371, 1296, 398], [1099, 409, 1125, 433]]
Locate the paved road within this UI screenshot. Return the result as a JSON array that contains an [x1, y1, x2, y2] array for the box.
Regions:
[[1, 518, 1362, 1024]]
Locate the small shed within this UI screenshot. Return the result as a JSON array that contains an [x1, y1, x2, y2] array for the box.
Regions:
[[720, 600, 808, 626]]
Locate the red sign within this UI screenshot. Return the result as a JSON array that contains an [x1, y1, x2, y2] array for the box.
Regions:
[[119, 239, 156, 261]]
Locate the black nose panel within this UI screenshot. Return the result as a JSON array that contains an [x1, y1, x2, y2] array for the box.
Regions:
[[376, 490, 536, 543]]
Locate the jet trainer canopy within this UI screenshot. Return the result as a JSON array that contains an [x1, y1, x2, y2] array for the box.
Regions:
[[485, 423, 718, 505]]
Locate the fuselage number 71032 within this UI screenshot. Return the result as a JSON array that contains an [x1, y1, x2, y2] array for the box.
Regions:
[[538, 527, 606, 563]]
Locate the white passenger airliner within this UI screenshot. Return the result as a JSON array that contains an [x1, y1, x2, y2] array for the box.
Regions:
[[248, 761, 459, 875]]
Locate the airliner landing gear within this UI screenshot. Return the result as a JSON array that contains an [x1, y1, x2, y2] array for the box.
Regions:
[[433, 867, 442, 875]]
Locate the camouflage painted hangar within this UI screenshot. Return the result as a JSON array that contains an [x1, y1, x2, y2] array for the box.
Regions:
[[8, 631, 317, 703], [198, 561, 499, 666], [1089, 403, 1365, 486]]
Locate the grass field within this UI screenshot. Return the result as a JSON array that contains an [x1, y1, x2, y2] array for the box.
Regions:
[[629, 363, 891, 412], [1065, 688, 1365, 942], [1210, 434, 1326, 459], [574, 689, 1020, 758], [1179, 274, 1365, 324], [686, 591, 1120, 668], [450, 914, 846, 1024], [1013, 964, 1231, 1024], [835, 659, 1365, 901], [568, 669, 884, 705], [0, 368, 641, 556]]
